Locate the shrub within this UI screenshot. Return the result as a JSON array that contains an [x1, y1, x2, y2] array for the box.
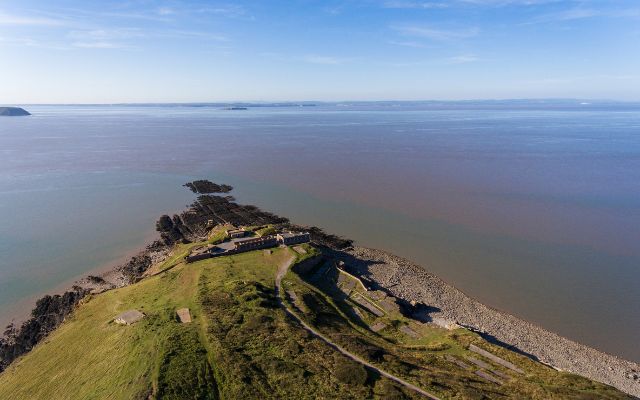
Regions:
[[334, 361, 368, 386]]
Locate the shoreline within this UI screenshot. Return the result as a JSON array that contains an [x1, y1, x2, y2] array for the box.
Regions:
[[1, 182, 638, 397], [0, 227, 160, 330], [340, 246, 640, 397]]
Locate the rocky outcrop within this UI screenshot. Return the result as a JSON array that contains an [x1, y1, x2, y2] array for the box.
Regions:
[[116, 241, 171, 284], [0, 286, 89, 372], [155, 192, 352, 249], [183, 180, 232, 194], [0, 107, 30, 116]]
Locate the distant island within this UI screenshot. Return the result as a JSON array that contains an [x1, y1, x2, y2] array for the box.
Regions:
[[0, 180, 638, 399], [222, 106, 248, 110], [0, 107, 30, 116]]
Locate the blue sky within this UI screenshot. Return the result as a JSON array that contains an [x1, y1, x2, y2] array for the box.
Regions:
[[1, 0, 639, 103]]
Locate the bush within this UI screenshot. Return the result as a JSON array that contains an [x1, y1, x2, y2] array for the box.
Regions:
[[334, 361, 368, 386], [374, 379, 408, 400], [156, 326, 217, 400]]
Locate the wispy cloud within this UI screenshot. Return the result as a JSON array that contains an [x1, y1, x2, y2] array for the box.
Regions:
[[528, 7, 640, 23], [0, 36, 38, 46], [67, 28, 143, 49], [521, 74, 640, 86], [0, 11, 66, 26], [196, 4, 247, 18], [0, 35, 73, 50], [159, 30, 229, 42], [383, 1, 449, 9], [323, 5, 345, 15], [392, 25, 479, 40], [447, 54, 479, 64], [72, 41, 129, 49], [302, 55, 353, 65], [385, 54, 480, 67], [529, 7, 599, 23], [387, 40, 429, 48], [384, 0, 568, 8], [68, 28, 144, 40], [459, 0, 569, 6], [156, 7, 174, 16], [66, 27, 228, 49]]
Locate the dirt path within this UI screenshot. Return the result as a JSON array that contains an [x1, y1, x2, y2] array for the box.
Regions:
[[274, 251, 442, 400]]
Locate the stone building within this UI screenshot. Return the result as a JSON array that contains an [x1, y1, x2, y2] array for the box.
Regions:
[[226, 229, 247, 239], [276, 232, 311, 246], [234, 235, 278, 252]]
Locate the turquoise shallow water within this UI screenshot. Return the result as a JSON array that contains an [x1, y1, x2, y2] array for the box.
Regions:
[[1, 103, 639, 361]]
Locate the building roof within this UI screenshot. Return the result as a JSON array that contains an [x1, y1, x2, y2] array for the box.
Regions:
[[278, 231, 309, 238], [176, 308, 192, 323], [114, 310, 145, 325], [235, 235, 275, 244]]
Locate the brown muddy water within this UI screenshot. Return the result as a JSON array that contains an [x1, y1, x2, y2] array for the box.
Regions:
[[1, 102, 639, 361]]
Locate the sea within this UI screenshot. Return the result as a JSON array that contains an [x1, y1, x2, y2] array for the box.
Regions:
[[1, 101, 639, 362]]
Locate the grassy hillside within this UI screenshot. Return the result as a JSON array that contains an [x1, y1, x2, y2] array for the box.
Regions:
[[0, 242, 632, 399]]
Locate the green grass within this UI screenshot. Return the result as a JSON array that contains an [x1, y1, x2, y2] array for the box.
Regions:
[[0, 262, 202, 399], [254, 225, 276, 237], [292, 243, 320, 263], [284, 259, 634, 400], [0, 246, 413, 399], [207, 226, 229, 245], [155, 324, 217, 399], [0, 242, 632, 400]]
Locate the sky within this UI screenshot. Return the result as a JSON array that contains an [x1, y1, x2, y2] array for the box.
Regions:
[[1, 0, 639, 103]]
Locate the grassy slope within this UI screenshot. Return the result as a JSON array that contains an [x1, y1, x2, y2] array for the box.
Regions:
[[283, 256, 632, 400], [0, 247, 411, 399], [0, 245, 207, 399], [0, 243, 632, 399]]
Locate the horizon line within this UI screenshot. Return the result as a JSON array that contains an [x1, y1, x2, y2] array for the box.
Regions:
[[5, 98, 640, 106]]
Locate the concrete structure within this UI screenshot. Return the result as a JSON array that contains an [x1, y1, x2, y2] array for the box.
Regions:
[[469, 344, 523, 374], [176, 308, 192, 323], [226, 229, 247, 239], [185, 230, 311, 263], [293, 246, 307, 254], [184, 252, 213, 263], [277, 231, 310, 246], [234, 235, 278, 252], [114, 310, 145, 325]]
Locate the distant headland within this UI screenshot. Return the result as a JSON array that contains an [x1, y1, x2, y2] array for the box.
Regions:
[[0, 107, 30, 116]]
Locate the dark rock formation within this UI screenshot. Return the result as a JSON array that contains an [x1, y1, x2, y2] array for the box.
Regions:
[[86, 275, 106, 285], [0, 286, 89, 372], [155, 193, 352, 250], [0, 107, 30, 116], [183, 180, 232, 194], [117, 240, 167, 283]]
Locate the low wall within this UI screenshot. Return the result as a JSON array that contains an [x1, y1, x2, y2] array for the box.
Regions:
[[185, 253, 213, 263]]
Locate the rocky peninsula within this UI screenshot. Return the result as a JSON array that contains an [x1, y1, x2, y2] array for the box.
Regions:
[[0, 107, 30, 116], [0, 180, 638, 397]]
